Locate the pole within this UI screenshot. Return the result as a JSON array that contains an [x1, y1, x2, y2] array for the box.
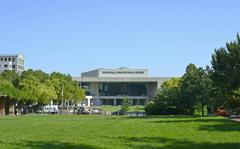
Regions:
[[61, 84, 64, 115]]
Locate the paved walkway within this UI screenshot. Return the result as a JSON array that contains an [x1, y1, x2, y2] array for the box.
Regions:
[[232, 118, 240, 122]]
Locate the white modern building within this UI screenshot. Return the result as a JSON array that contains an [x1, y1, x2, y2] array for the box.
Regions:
[[73, 67, 171, 106], [0, 54, 25, 74]]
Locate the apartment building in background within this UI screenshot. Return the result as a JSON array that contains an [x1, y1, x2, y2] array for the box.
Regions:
[[0, 54, 25, 74]]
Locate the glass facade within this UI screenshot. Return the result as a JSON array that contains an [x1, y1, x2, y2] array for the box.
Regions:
[[81, 82, 91, 95], [99, 83, 147, 96]]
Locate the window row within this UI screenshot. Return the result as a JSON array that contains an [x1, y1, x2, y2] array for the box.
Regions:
[[0, 64, 17, 69], [0, 57, 16, 62]]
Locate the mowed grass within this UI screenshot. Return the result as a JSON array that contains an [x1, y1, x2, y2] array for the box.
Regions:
[[0, 115, 240, 149]]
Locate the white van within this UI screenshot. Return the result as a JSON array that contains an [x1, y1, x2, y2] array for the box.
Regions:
[[43, 105, 58, 114]]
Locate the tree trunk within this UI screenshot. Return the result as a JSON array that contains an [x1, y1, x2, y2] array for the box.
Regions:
[[202, 104, 204, 116]]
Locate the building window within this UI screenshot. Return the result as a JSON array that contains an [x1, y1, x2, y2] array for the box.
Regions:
[[4, 64, 8, 68], [12, 58, 15, 62], [4, 58, 7, 61], [17, 65, 24, 70], [0, 58, 3, 61], [12, 65, 15, 69], [102, 71, 114, 74]]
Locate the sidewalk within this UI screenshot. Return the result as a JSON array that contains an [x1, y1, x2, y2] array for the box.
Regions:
[[232, 118, 240, 123]]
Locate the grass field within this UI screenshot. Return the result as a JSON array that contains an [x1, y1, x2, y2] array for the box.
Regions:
[[0, 115, 240, 149]]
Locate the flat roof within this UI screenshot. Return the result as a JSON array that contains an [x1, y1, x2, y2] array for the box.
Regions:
[[0, 54, 24, 58], [81, 67, 149, 78], [73, 77, 171, 83]]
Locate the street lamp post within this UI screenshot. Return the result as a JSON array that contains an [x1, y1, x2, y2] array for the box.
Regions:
[[61, 84, 64, 115]]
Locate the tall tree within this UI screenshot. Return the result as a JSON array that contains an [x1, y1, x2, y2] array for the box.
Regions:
[[181, 64, 212, 116], [145, 78, 182, 115], [180, 64, 200, 115], [211, 33, 240, 109]]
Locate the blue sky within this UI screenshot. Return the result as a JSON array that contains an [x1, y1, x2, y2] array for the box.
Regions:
[[0, 0, 239, 77]]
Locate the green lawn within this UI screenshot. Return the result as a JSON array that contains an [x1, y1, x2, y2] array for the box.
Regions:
[[0, 115, 239, 149]]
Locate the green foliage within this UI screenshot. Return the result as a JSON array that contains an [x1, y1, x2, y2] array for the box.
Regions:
[[181, 64, 213, 116], [0, 79, 17, 98], [0, 69, 85, 105], [145, 78, 181, 115], [146, 65, 213, 116], [146, 34, 240, 115], [211, 33, 240, 110], [121, 98, 130, 113]]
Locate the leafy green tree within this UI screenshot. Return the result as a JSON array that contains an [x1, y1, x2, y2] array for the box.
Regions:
[[19, 75, 41, 102], [1, 71, 20, 87], [145, 78, 181, 115], [37, 84, 57, 104], [180, 64, 200, 115], [0, 69, 85, 109], [228, 88, 240, 110], [195, 68, 213, 116], [0, 79, 17, 98], [181, 64, 213, 116], [211, 33, 240, 110], [70, 81, 85, 104], [121, 98, 130, 113]]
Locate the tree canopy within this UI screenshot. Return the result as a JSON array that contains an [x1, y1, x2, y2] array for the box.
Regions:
[[0, 69, 85, 105], [146, 33, 240, 116]]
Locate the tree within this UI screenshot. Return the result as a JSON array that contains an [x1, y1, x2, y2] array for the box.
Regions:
[[121, 98, 130, 113], [19, 75, 41, 102], [48, 72, 85, 105], [180, 64, 200, 115], [145, 78, 182, 115], [181, 64, 213, 116], [0, 69, 85, 115], [195, 68, 213, 116], [37, 84, 57, 104], [0, 79, 17, 98], [211, 33, 240, 110], [1, 71, 20, 87]]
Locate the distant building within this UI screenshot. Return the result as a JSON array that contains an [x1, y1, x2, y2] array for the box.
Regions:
[[0, 54, 25, 74], [73, 67, 171, 106]]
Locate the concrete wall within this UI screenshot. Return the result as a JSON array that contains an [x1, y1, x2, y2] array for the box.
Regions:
[[81, 69, 99, 77], [81, 68, 148, 78], [98, 69, 148, 78]]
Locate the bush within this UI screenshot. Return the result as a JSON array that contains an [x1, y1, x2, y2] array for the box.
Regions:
[[121, 98, 130, 113], [145, 101, 180, 115]]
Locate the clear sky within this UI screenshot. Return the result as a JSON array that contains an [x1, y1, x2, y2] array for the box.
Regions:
[[0, 0, 239, 77]]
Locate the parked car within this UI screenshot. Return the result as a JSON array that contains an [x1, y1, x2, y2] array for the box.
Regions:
[[75, 106, 90, 115], [92, 108, 101, 114], [42, 105, 58, 114], [36, 107, 44, 114], [112, 110, 126, 115]]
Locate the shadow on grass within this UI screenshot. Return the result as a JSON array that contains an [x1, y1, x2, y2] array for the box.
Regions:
[[126, 115, 197, 119], [0, 137, 239, 149], [0, 140, 103, 149], [148, 117, 240, 132], [199, 121, 240, 132], [149, 117, 229, 123], [110, 136, 240, 149]]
